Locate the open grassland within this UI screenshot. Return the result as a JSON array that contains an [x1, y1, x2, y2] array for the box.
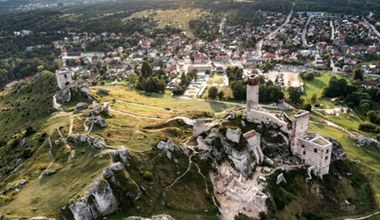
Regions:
[[124, 8, 210, 37], [91, 85, 233, 151], [302, 73, 348, 108]]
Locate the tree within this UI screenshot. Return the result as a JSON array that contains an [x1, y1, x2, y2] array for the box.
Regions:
[[208, 86, 218, 100], [141, 61, 152, 78], [311, 93, 317, 103], [288, 87, 303, 105], [353, 67, 364, 81], [231, 81, 247, 100], [263, 62, 274, 73], [218, 90, 225, 100], [127, 72, 138, 86]]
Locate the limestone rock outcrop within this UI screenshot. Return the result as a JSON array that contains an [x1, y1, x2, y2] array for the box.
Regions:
[[68, 134, 107, 149], [65, 162, 140, 220]]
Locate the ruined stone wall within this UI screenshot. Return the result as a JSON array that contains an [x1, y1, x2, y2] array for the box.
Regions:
[[298, 138, 332, 176], [246, 109, 289, 133], [246, 75, 260, 112], [291, 111, 310, 154], [56, 69, 73, 90]]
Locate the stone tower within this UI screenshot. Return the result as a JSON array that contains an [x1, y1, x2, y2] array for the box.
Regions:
[[291, 110, 310, 154], [55, 69, 73, 90], [246, 74, 260, 112]]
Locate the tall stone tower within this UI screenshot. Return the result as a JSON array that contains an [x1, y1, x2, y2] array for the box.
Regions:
[[55, 69, 73, 90], [291, 110, 310, 154], [246, 74, 260, 112]]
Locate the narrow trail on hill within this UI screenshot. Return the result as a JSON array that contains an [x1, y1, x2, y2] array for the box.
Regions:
[[165, 151, 195, 190]]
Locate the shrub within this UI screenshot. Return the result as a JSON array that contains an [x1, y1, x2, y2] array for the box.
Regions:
[[142, 171, 153, 181], [359, 123, 380, 133]]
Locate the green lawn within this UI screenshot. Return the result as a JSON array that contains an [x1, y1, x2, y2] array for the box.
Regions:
[[302, 73, 348, 108]]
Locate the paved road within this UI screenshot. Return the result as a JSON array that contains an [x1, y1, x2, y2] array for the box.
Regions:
[[364, 19, 380, 38], [255, 2, 294, 58], [302, 16, 313, 47], [330, 20, 335, 40]]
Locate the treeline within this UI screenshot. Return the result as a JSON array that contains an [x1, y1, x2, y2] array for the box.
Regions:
[[0, 56, 61, 88], [295, 0, 380, 18], [322, 76, 380, 133]]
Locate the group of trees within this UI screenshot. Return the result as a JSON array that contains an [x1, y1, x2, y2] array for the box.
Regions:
[[172, 70, 197, 96], [135, 61, 167, 93], [207, 86, 224, 100], [226, 66, 284, 103], [227, 67, 246, 100], [189, 15, 221, 41], [323, 76, 380, 133], [300, 71, 320, 81]]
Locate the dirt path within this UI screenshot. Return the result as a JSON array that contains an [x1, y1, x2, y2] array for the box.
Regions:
[[165, 151, 195, 189]]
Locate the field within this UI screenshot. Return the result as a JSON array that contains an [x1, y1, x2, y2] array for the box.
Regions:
[[309, 121, 380, 207], [0, 83, 233, 218], [302, 72, 348, 108], [124, 8, 210, 37]]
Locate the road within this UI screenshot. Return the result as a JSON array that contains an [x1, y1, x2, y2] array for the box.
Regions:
[[302, 16, 313, 47], [255, 2, 294, 58], [364, 19, 380, 38], [330, 20, 335, 40]]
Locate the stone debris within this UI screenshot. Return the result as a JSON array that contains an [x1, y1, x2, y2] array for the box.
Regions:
[[110, 146, 129, 167], [87, 116, 108, 128], [193, 119, 207, 137], [226, 128, 241, 143], [276, 173, 287, 185], [211, 163, 268, 220], [103, 103, 110, 115], [157, 139, 177, 160], [92, 101, 102, 115], [68, 134, 107, 150], [350, 135, 380, 149], [30, 217, 56, 220], [127, 215, 175, 220], [96, 89, 110, 96], [75, 102, 88, 111], [41, 169, 57, 176]]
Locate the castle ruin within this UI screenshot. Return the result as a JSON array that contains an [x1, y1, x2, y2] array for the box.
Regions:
[[246, 74, 260, 112], [55, 68, 74, 90], [245, 75, 332, 178]]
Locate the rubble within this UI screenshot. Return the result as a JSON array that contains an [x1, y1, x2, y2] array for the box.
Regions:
[[350, 135, 380, 149], [92, 101, 102, 115], [211, 163, 268, 220], [96, 89, 110, 96], [68, 134, 107, 150], [87, 116, 108, 128], [193, 119, 207, 137], [42, 169, 57, 176], [276, 173, 287, 185], [226, 128, 241, 143], [75, 102, 88, 111], [157, 139, 177, 160]]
